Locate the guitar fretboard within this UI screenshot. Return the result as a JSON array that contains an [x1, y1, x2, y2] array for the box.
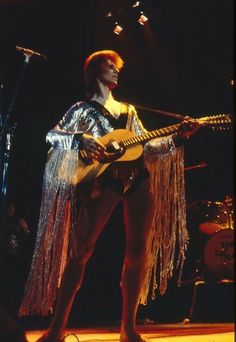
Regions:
[[122, 123, 180, 147], [121, 114, 231, 147]]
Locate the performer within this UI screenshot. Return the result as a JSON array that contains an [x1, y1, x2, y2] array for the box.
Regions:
[[19, 50, 199, 342]]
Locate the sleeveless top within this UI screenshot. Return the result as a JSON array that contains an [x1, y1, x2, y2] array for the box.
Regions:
[[77, 100, 149, 200]]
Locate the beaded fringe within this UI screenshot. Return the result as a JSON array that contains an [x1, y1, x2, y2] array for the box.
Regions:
[[19, 149, 80, 316], [140, 143, 188, 304]]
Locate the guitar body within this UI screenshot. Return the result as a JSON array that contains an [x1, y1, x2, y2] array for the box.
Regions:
[[76, 129, 143, 183], [76, 160, 109, 183]]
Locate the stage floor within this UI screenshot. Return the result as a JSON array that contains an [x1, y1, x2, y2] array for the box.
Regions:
[[25, 323, 234, 341]]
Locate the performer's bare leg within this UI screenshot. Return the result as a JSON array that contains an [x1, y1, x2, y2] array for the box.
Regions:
[[120, 178, 154, 342], [37, 189, 121, 342]]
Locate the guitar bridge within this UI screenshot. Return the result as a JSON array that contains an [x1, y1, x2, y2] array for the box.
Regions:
[[98, 140, 125, 163], [105, 140, 123, 153]]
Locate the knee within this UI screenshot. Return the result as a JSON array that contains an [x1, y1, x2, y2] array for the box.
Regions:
[[125, 241, 147, 266], [70, 243, 95, 266]]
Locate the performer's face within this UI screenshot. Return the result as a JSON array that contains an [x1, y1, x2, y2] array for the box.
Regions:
[[98, 58, 119, 89]]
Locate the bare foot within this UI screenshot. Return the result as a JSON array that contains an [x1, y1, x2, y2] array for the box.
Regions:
[[120, 331, 149, 342]]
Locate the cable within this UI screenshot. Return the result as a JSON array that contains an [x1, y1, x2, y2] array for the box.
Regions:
[[61, 334, 121, 342], [61, 334, 150, 342]]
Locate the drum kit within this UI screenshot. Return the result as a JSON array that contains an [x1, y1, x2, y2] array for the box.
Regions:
[[193, 195, 234, 281], [181, 196, 234, 324]]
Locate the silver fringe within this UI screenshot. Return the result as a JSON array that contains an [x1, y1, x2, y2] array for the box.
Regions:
[[19, 149, 80, 316], [140, 141, 188, 304]]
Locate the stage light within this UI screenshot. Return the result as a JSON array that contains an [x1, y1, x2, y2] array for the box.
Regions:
[[138, 12, 148, 25], [113, 22, 123, 35], [132, 1, 140, 8], [105, 11, 113, 17]]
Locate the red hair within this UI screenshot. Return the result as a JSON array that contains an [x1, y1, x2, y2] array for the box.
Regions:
[[83, 50, 124, 99], [84, 50, 124, 72]]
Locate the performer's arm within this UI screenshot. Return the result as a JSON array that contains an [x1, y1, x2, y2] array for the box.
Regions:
[[46, 102, 85, 150], [128, 105, 199, 153]]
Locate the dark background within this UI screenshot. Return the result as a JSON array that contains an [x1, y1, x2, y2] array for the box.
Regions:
[[0, 0, 234, 328]]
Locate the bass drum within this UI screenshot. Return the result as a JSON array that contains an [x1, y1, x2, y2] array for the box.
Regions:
[[198, 201, 230, 235], [204, 229, 234, 279]]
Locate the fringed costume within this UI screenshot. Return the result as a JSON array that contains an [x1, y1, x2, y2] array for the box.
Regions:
[[19, 101, 188, 316]]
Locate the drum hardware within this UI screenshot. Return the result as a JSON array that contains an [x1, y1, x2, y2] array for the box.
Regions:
[[198, 196, 234, 236], [184, 160, 208, 172], [182, 275, 234, 324], [182, 197, 234, 323], [181, 275, 207, 324], [182, 236, 234, 324], [223, 195, 234, 229]]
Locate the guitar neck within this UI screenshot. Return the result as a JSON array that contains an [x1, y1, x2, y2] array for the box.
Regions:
[[122, 123, 181, 147]]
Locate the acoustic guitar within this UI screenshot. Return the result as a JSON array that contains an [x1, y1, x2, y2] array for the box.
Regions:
[[77, 114, 232, 183]]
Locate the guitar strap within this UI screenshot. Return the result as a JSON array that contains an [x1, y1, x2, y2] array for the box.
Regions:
[[88, 100, 128, 129]]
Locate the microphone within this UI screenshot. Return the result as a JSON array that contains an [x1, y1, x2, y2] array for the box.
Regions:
[[16, 45, 48, 60]]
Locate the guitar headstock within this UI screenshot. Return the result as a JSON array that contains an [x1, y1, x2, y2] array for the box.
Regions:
[[198, 114, 232, 131]]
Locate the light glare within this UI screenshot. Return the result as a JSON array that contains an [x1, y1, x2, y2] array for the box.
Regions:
[[114, 23, 123, 35], [138, 14, 148, 25]]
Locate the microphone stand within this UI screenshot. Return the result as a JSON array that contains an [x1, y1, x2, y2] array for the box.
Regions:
[[133, 104, 186, 120], [0, 53, 32, 253]]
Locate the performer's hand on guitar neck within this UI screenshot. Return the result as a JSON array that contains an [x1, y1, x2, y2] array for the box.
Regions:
[[178, 117, 201, 139], [81, 133, 106, 160]]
